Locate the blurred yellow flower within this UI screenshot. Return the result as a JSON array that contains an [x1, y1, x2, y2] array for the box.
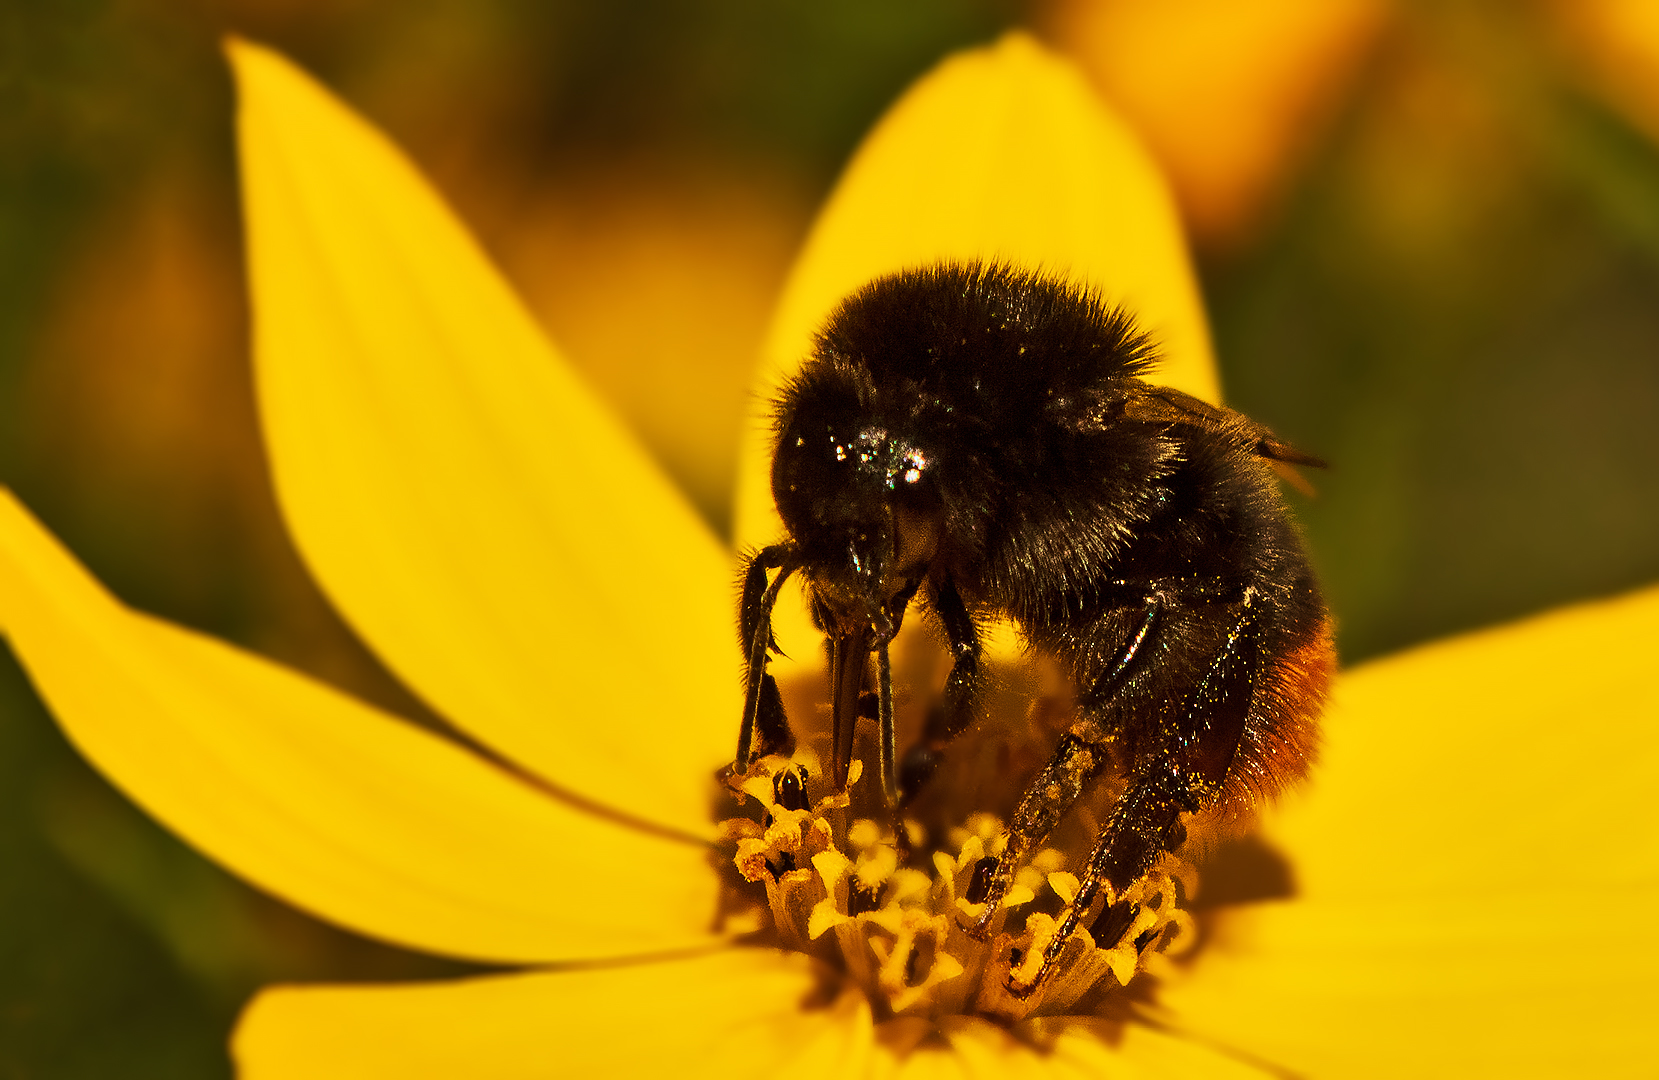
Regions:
[[1049, 0, 1389, 250], [0, 30, 1655, 1078], [1553, 0, 1659, 145]]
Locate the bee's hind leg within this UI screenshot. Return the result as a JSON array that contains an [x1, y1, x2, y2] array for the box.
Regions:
[[959, 593, 1161, 936], [959, 731, 1111, 936], [1008, 596, 1262, 998], [1004, 774, 1192, 999]]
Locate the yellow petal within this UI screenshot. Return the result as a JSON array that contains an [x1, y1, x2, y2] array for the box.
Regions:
[[1054, 0, 1387, 247], [891, 1016, 1279, 1079], [1159, 584, 1659, 1074], [0, 489, 719, 963], [229, 38, 734, 834], [234, 950, 874, 1079], [932, 1019, 1056, 1079], [882, 1044, 973, 1080], [1268, 583, 1659, 900], [1035, 1018, 1285, 1078], [734, 33, 1216, 663], [1156, 884, 1659, 1076], [1554, 0, 1659, 146]]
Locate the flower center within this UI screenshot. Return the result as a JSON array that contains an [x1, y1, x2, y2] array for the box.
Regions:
[[719, 752, 1197, 1024]]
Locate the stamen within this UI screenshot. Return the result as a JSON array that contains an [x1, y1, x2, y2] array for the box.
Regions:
[[773, 764, 811, 812], [964, 856, 998, 904], [719, 755, 1198, 1024]]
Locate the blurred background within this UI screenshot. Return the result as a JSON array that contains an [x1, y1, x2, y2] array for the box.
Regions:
[[3, 0, 1658, 1073]]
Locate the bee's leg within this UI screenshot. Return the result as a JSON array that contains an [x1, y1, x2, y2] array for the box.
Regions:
[[1076, 594, 1160, 712], [1000, 773, 1192, 997], [1010, 597, 1262, 997], [875, 640, 898, 806], [728, 545, 797, 777], [898, 575, 982, 804], [870, 577, 920, 809], [751, 673, 792, 760], [960, 731, 1112, 934], [961, 594, 1160, 933]]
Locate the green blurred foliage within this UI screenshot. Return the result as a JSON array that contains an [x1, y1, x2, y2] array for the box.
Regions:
[[2, 0, 1657, 1074], [0, 661, 228, 1079], [1209, 5, 1659, 661]]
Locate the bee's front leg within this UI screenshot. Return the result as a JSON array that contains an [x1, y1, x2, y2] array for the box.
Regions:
[[725, 545, 797, 782]]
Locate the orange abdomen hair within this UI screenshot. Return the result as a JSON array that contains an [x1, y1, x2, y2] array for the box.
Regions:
[[1209, 613, 1335, 828]]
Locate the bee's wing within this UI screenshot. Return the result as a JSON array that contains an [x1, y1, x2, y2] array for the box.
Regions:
[[1130, 384, 1327, 473]]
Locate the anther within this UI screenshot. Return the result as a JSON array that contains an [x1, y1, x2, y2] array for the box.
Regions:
[[773, 767, 810, 813], [906, 936, 936, 986], [849, 881, 883, 916], [964, 856, 999, 904]]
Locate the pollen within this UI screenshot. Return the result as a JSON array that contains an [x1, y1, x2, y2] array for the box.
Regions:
[[720, 755, 1196, 1025]]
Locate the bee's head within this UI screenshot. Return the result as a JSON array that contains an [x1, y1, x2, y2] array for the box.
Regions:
[[772, 376, 938, 641]]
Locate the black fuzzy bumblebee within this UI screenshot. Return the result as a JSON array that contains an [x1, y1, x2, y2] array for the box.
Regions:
[[731, 262, 1332, 991]]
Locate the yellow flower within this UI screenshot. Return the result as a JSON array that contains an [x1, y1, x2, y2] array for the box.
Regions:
[[1, 31, 1656, 1078], [1546, 0, 1659, 147], [1048, 0, 1389, 249]]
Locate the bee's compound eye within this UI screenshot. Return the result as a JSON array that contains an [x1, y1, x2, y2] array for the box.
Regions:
[[773, 766, 810, 812]]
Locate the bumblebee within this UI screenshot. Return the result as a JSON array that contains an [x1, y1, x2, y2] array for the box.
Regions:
[[731, 262, 1332, 992]]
